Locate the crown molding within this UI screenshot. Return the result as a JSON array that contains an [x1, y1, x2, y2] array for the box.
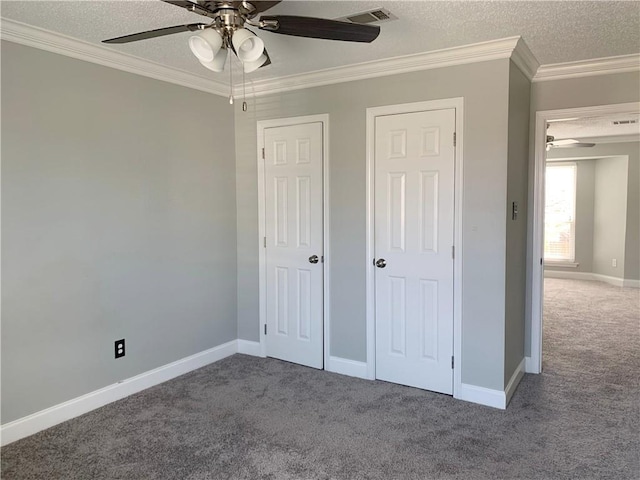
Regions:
[[0, 17, 228, 97], [533, 53, 640, 82], [1, 20, 538, 98], [240, 36, 528, 97], [511, 37, 539, 80], [3, 17, 637, 96]]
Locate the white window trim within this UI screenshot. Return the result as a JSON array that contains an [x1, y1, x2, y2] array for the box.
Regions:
[[544, 261, 579, 268]]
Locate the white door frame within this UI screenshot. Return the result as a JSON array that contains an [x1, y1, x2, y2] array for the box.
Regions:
[[257, 114, 330, 368], [365, 98, 464, 397], [528, 101, 639, 374]]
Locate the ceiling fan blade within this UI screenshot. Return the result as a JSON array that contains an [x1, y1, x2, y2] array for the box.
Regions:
[[259, 15, 380, 43], [102, 23, 207, 44], [550, 139, 580, 146], [551, 142, 595, 148]]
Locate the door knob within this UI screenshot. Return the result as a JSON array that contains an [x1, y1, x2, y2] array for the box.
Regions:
[[375, 258, 387, 268], [309, 255, 319, 264]]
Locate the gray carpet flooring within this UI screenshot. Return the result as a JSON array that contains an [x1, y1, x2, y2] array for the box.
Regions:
[[2, 278, 639, 479]]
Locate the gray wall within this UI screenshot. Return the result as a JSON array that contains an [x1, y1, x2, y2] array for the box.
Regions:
[[531, 72, 640, 112], [236, 59, 513, 391], [625, 144, 640, 281], [525, 72, 640, 357], [544, 160, 596, 273], [546, 142, 639, 281], [593, 156, 629, 278], [504, 62, 530, 386], [1, 42, 238, 423]]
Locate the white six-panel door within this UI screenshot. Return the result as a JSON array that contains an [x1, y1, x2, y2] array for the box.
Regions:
[[264, 122, 324, 369], [374, 109, 456, 394]]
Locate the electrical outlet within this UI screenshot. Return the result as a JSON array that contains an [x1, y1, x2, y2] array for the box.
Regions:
[[612, 259, 617, 268], [115, 339, 125, 359]]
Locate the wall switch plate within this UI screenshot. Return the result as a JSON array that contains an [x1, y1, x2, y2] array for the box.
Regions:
[[612, 259, 617, 267], [115, 339, 125, 359]]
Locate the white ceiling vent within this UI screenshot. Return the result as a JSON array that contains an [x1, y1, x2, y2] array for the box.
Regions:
[[612, 119, 638, 125], [337, 8, 398, 25]]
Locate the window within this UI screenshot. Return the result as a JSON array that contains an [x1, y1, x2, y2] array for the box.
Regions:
[[544, 163, 577, 262]]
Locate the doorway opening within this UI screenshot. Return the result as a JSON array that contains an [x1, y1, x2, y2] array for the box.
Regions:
[[529, 102, 640, 373]]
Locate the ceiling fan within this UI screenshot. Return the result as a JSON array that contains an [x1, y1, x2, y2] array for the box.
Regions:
[[103, 0, 381, 74], [546, 135, 596, 151], [546, 120, 595, 151]]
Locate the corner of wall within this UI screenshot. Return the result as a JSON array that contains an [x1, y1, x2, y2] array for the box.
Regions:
[[504, 60, 531, 387]]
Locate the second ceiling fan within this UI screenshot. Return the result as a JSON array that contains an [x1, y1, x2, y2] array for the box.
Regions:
[[103, 1, 381, 73]]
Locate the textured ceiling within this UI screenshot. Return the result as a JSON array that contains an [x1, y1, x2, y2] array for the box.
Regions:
[[2, 0, 639, 82], [548, 113, 640, 140]]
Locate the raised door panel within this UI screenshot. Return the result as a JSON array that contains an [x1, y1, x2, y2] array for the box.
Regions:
[[264, 121, 324, 369], [374, 108, 455, 394]]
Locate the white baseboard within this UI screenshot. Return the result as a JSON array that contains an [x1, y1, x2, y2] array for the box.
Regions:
[[457, 383, 506, 410], [544, 270, 637, 288], [524, 356, 540, 374], [592, 273, 625, 287], [456, 359, 525, 410], [326, 356, 369, 380], [0, 340, 237, 446], [505, 358, 525, 406], [237, 339, 263, 357], [543, 270, 595, 281]]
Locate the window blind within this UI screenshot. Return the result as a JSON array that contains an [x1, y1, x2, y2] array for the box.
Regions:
[[544, 163, 577, 262]]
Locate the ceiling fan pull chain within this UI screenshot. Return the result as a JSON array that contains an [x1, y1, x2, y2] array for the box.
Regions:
[[228, 49, 234, 105], [242, 68, 248, 112]]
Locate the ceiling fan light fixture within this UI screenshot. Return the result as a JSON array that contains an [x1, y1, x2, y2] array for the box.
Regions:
[[188, 29, 223, 63], [199, 47, 228, 72], [232, 28, 265, 63], [243, 53, 267, 73]]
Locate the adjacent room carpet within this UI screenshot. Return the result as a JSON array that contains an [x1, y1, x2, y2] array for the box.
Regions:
[[2, 278, 639, 479]]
